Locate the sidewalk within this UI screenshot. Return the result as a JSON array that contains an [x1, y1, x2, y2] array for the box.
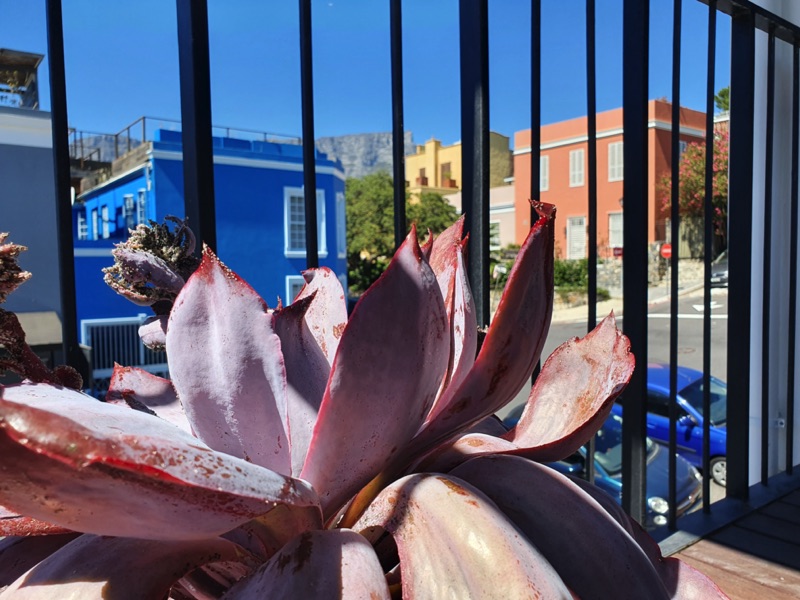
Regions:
[[551, 270, 706, 324]]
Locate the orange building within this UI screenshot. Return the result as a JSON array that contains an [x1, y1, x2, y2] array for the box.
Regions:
[[513, 100, 706, 259]]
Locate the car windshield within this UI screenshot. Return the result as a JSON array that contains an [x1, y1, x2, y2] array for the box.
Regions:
[[679, 376, 727, 427], [594, 413, 654, 476]]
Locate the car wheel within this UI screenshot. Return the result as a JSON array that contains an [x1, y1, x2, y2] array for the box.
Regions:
[[710, 457, 726, 487]]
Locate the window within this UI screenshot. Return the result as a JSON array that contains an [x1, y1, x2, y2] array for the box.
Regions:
[[137, 189, 147, 225], [608, 212, 623, 248], [284, 187, 327, 257], [489, 221, 501, 250], [569, 149, 584, 187], [77, 213, 88, 240], [286, 276, 306, 305], [91, 209, 99, 240], [566, 216, 586, 259], [540, 155, 549, 192], [608, 142, 624, 182], [101, 206, 110, 239], [679, 140, 688, 156], [336, 191, 346, 258]]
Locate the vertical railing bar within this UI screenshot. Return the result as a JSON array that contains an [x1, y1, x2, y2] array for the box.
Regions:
[[668, 0, 682, 530], [175, 0, 217, 254], [727, 6, 756, 501], [530, 0, 543, 385], [788, 41, 799, 476], [44, 0, 90, 382], [460, 0, 490, 328], [299, 0, 319, 269], [390, 0, 407, 250], [585, 0, 597, 484], [587, 0, 598, 331], [761, 27, 775, 486], [701, 0, 717, 512], [622, 0, 650, 524]]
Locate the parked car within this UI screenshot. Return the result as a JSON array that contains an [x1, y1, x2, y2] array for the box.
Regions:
[[641, 363, 728, 486], [503, 404, 703, 528], [710, 250, 728, 287]]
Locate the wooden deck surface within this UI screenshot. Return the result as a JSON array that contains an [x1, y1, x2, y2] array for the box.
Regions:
[[674, 489, 800, 599]]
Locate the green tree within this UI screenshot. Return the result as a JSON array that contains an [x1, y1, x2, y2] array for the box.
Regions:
[[714, 86, 729, 112], [345, 172, 458, 294], [659, 130, 729, 251]]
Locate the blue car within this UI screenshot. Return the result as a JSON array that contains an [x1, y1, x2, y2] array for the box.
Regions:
[[642, 363, 728, 486], [503, 404, 703, 529]]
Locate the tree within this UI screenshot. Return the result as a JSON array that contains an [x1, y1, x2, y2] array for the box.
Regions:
[[659, 130, 729, 251], [714, 86, 730, 112], [345, 172, 458, 293]]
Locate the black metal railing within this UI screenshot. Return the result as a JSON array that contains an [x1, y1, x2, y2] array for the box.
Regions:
[[41, 0, 800, 540]]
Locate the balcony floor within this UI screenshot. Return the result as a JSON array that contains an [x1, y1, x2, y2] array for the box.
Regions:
[[673, 489, 800, 599]]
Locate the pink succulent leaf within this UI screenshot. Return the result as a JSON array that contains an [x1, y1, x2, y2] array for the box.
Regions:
[[427, 235, 478, 420], [419, 228, 433, 260], [413, 202, 555, 450], [658, 557, 731, 600], [295, 266, 349, 366], [112, 247, 186, 294], [468, 414, 509, 437], [222, 529, 390, 599], [410, 432, 518, 473], [166, 246, 290, 473], [138, 315, 168, 350], [300, 227, 449, 516], [106, 364, 191, 433], [225, 503, 323, 562], [427, 215, 464, 296], [0, 383, 320, 541], [451, 454, 671, 600], [1, 534, 253, 599], [565, 476, 729, 599], [353, 473, 572, 599], [0, 505, 73, 537], [275, 267, 348, 477], [504, 312, 634, 462], [0, 534, 80, 589]]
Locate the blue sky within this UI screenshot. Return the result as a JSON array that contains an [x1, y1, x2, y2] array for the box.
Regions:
[[1, 0, 730, 148]]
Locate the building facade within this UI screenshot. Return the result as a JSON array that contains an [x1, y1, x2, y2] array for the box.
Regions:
[[513, 100, 706, 259], [405, 132, 513, 198], [72, 127, 346, 381]]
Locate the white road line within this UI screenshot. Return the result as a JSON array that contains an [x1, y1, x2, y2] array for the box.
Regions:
[[648, 313, 728, 319]]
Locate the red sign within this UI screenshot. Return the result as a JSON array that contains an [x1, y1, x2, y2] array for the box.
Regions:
[[612, 246, 623, 258], [660, 243, 672, 259]]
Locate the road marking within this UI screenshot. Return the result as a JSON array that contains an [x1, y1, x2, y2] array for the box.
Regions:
[[692, 301, 722, 312], [648, 313, 728, 320]]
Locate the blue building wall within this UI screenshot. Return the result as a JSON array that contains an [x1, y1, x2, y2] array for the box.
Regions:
[[73, 129, 347, 326]]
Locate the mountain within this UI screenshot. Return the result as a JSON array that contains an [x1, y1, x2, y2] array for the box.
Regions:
[[316, 132, 415, 179]]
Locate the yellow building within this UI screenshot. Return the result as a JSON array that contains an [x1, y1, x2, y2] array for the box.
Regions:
[[405, 132, 512, 199]]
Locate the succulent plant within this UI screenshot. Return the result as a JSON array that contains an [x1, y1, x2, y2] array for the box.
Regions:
[[0, 206, 726, 598]]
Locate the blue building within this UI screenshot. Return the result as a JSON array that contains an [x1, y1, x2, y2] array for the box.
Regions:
[[72, 123, 346, 381]]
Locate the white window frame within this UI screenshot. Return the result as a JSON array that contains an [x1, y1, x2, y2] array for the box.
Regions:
[[569, 149, 585, 187], [286, 275, 306, 305], [336, 191, 346, 258], [101, 205, 110, 239], [91, 209, 99, 240], [489, 221, 501, 250], [608, 211, 624, 248], [540, 155, 550, 192], [566, 216, 587, 260], [608, 142, 624, 182], [137, 189, 147, 225], [284, 187, 328, 258], [77, 213, 88, 240]]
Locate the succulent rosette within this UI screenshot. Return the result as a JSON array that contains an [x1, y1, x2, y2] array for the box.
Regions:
[[0, 205, 726, 599]]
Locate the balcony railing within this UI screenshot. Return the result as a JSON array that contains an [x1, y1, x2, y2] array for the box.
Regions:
[[41, 0, 800, 549]]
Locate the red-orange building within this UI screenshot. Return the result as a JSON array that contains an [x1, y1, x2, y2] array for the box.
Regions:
[[513, 100, 706, 259]]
